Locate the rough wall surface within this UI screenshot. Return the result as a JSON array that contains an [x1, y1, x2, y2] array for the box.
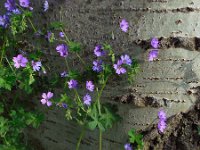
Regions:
[[4, 0, 200, 149]]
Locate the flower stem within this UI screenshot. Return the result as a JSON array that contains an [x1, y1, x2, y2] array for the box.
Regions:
[[99, 130, 102, 150], [96, 77, 109, 115], [76, 52, 86, 66], [64, 57, 70, 71], [76, 128, 85, 150], [4, 57, 16, 75], [0, 43, 5, 66], [28, 18, 37, 33]]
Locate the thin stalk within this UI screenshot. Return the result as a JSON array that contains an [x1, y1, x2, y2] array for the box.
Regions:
[[60, 28, 70, 43], [4, 57, 16, 75], [96, 77, 109, 115], [76, 53, 86, 66], [64, 58, 70, 71], [76, 128, 85, 150], [0, 43, 5, 66], [99, 130, 102, 150], [28, 18, 37, 33]]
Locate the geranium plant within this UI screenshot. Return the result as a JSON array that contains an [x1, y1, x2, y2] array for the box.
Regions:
[[0, 0, 141, 150]]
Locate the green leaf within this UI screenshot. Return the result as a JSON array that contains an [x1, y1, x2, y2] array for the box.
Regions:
[[87, 121, 98, 130], [68, 41, 81, 53], [29, 73, 35, 85], [65, 109, 72, 120], [49, 21, 64, 30], [0, 116, 8, 137], [67, 70, 80, 80]]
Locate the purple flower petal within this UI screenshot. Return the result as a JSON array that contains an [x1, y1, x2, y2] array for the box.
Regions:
[[59, 32, 65, 38], [41, 99, 47, 105], [120, 54, 132, 66], [113, 60, 126, 75], [148, 50, 158, 61], [124, 143, 132, 150], [94, 45, 106, 57], [92, 60, 103, 72], [68, 79, 78, 89], [158, 109, 167, 121], [47, 92, 53, 99], [32, 61, 42, 71], [56, 44, 68, 57], [13, 54, 28, 68], [86, 81, 95, 92], [41, 92, 53, 107], [19, 0, 30, 8], [44, 0, 49, 12], [120, 19, 129, 32], [83, 93, 92, 106], [151, 38, 159, 49], [46, 101, 52, 107], [4, 0, 16, 11]]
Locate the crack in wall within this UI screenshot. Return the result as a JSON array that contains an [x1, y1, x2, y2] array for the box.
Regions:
[[78, 7, 200, 13], [134, 37, 200, 51]]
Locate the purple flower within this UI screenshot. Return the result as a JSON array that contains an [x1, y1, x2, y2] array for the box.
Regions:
[[113, 60, 126, 75], [0, 15, 9, 28], [41, 92, 53, 107], [83, 93, 92, 106], [157, 109, 167, 133], [62, 103, 67, 109], [56, 44, 68, 57], [124, 143, 132, 150], [92, 60, 103, 72], [46, 31, 52, 41], [158, 110, 167, 121], [86, 81, 95, 92], [60, 71, 68, 77], [158, 120, 167, 133], [19, 0, 30, 8], [31, 61, 42, 71], [44, 0, 49, 12], [120, 19, 129, 32], [151, 38, 159, 49], [68, 79, 78, 89], [94, 45, 106, 57], [13, 54, 28, 68], [148, 50, 158, 61], [12, 8, 21, 14], [59, 32, 65, 38], [120, 54, 132, 66], [4, 0, 16, 11]]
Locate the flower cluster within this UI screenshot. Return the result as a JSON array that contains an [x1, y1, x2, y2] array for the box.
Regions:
[[157, 109, 167, 133], [148, 37, 159, 61], [13, 54, 42, 72]]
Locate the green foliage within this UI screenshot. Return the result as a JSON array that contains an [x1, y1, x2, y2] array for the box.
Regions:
[[103, 43, 115, 64], [10, 11, 32, 36], [97, 64, 112, 85], [127, 59, 140, 84], [49, 21, 64, 30], [128, 128, 144, 150], [0, 106, 43, 149], [17, 66, 35, 94], [67, 70, 81, 80], [87, 103, 121, 132], [68, 41, 81, 53], [0, 67, 16, 91]]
